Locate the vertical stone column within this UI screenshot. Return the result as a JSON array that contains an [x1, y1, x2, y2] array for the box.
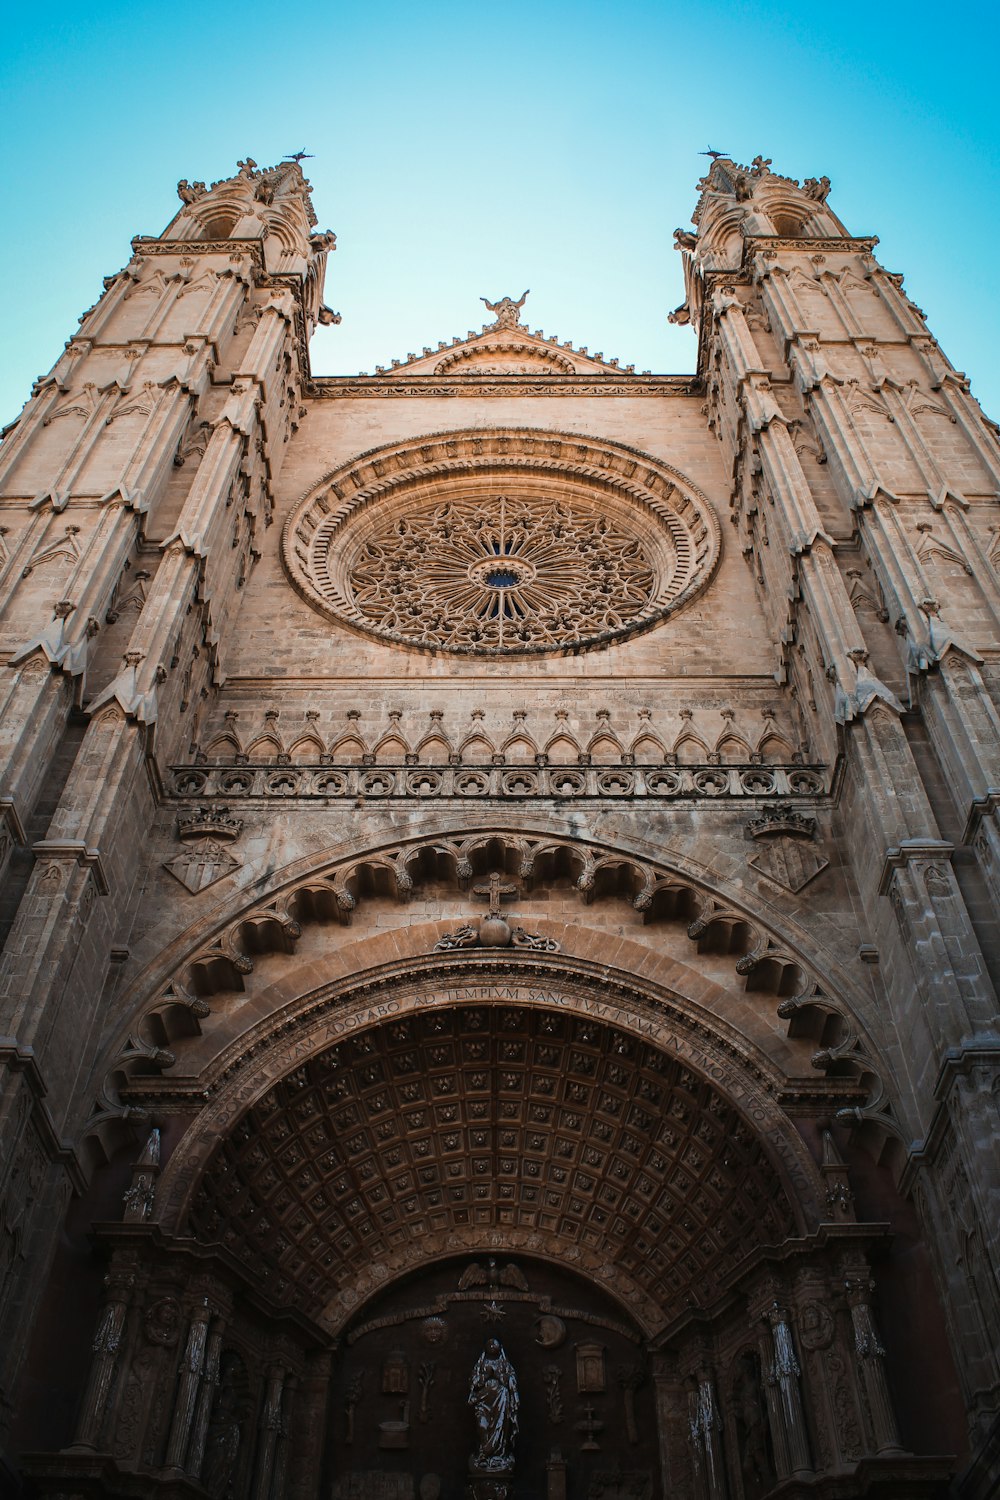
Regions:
[[164, 1296, 212, 1471], [742, 1287, 792, 1483], [0, 659, 72, 887], [287, 1350, 331, 1500], [880, 840, 997, 1053], [694, 1369, 728, 1500], [685, 1380, 707, 1500], [251, 1363, 287, 1500], [763, 1303, 811, 1476], [651, 1353, 692, 1500], [186, 1313, 227, 1481], [271, 1373, 296, 1500], [790, 1265, 860, 1473], [843, 1276, 903, 1454], [70, 1262, 136, 1451]]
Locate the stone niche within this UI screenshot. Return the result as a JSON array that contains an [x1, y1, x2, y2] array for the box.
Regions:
[[328, 1257, 659, 1500]]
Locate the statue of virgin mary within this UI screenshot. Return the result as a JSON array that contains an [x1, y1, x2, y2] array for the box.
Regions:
[[468, 1338, 519, 1471]]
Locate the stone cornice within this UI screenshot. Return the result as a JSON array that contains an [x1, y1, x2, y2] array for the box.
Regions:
[[306, 373, 699, 399], [90, 1222, 329, 1346], [130, 236, 265, 271], [32, 838, 110, 893], [0, 1039, 87, 1194], [741, 234, 880, 263], [647, 1220, 893, 1349], [877, 838, 953, 895], [900, 1044, 1000, 1190], [0, 793, 27, 844], [933, 1041, 1000, 1097], [962, 786, 1000, 846]]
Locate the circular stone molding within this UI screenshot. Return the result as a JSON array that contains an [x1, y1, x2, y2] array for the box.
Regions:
[[282, 428, 722, 657]]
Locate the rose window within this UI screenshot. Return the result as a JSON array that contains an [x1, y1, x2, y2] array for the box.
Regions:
[[346, 494, 663, 651], [282, 429, 721, 656]]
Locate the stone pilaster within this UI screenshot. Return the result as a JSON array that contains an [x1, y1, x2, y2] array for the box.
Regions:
[[843, 1274, 903, 1455], [762, 1302, 811, 1476], [69, 1260, 138, 1451], [163, 1295, 212, 1471], [251, 1363, 287, 1500]]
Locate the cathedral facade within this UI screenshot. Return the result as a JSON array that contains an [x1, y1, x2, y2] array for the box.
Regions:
[[0, 153, 997, 1500]]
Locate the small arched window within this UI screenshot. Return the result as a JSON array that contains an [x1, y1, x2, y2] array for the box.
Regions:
[[202, 210, 238, 240]]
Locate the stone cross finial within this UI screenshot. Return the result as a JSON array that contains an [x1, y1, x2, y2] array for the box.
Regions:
[[473, 871, 518, 917]]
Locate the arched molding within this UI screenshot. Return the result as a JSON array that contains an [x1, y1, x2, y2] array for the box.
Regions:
[[149, 951, 828, 1338], [87, 821, 896, 1161], [434, 342, 578, 375]]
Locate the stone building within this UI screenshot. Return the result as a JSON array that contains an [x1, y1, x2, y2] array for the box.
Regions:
[[0, 152, 997, 1500]]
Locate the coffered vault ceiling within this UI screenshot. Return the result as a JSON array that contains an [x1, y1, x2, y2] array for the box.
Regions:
[[187, 1005, 796, 1331]]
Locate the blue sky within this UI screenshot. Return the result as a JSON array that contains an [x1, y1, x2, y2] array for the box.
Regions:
[[2, 1, 997, 424]]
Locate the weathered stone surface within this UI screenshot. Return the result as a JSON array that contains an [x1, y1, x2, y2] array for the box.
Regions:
[[0, 154, 996, 1499]]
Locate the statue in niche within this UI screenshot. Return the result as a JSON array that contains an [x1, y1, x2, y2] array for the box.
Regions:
[[469, 1338, 519, 1471], [203, 1354, 245, 1497], [732, 1351, 775, 1500], [418, 1361, 436, 1423], [344, 1371, 364, 1444], [543, 1365, 564, 1423]]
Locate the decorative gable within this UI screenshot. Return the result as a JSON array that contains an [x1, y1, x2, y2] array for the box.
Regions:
[[369, 291, 635, 378]]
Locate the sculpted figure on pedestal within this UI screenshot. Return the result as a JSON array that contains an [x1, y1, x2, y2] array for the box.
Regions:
[[469, 1338, 519, 1472], [480, 290, 529, 328], [202, 1358, 244, 1498]]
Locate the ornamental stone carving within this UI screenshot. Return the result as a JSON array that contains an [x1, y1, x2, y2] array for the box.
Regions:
[[282, 429, 721, 657]]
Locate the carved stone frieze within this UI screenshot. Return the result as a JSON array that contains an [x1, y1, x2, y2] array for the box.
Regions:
[[169, 761, 827, 802], [92, 826, 892, 1161], [307, 375, 698, 399]]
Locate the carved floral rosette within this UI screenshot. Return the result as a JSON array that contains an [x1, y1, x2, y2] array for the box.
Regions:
[[281, 428, 721, 657]]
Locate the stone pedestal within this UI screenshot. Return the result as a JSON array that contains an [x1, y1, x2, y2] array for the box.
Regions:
[[467, 1466, 512, 1500], [546, 1450, 567, 1500]]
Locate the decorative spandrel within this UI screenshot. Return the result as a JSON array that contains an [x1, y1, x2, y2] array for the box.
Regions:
[[281, 428, 721, 658]]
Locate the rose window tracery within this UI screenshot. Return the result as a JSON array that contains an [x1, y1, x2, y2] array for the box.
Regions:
[[348, 494, 657, 651], [282, 429, 721, 657]]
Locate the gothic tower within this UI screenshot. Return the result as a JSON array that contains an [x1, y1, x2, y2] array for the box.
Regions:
[[0, 154, 996, 1500]]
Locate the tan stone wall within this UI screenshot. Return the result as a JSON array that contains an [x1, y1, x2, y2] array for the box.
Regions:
[[0, 155, 997, 1494]]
